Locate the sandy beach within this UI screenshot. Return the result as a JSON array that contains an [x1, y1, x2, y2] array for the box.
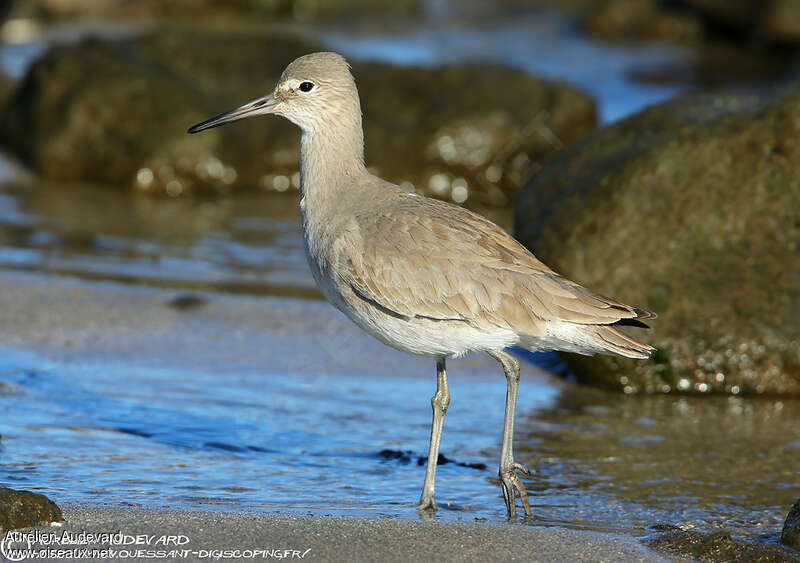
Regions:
[[1, 272, 796, 561], [13, 504, 667, 562]]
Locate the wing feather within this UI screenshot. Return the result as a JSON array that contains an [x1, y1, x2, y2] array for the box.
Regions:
[[340, 194, 652, 334]]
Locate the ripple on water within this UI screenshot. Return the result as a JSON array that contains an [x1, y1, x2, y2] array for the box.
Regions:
[[516, 386, 800, 537], [0, 344, 558, 521]]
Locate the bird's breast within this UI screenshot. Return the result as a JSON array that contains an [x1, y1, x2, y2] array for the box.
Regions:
[[300, 209, 349, 312]]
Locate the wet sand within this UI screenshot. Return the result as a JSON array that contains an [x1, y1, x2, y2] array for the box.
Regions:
[[27, 504, 667, 562], [0, 269, 511, 379]]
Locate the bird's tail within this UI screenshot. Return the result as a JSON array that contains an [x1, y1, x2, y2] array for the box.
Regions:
[[587, 325, 654, 359]]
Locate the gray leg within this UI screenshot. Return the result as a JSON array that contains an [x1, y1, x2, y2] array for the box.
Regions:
[[418, 357, 449, 512], [488, 350, 532, 518]]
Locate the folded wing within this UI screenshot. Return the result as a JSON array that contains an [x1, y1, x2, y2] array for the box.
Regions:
[[341, 194, 654, 337]]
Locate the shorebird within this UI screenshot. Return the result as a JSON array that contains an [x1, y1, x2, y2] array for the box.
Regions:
[[188, 52, 655, 518]]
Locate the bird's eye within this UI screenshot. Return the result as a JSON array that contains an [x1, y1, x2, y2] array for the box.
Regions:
[[299, 81, 314, 92]]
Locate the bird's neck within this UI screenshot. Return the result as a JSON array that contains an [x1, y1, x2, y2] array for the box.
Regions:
[[299, 117, 367, 214]]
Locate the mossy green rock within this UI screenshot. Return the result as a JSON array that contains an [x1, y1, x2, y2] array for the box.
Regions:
[[0, 27, 595, 207], [0, 487, 64, 532], [515, 89, 800, 395]]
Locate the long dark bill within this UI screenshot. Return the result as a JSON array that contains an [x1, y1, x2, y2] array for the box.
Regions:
[[187, 92, 278, 134]]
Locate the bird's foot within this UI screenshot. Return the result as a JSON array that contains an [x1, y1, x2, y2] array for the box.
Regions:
[[499, 462, 533, 519], [417, 494, 437, 512]]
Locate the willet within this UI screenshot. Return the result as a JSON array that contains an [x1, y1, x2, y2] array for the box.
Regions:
[[188, 52, 655, 518]]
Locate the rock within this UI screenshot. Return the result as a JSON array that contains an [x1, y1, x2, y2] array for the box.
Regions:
[[6, 0, 423, 24], [0, 69, 13, 108], [579, 0, 793, 88], [784, 499, 800, 550], [685, 0, 760, 29], [167, 293, 208, 311], [358, 63, 595, 207], [515, 88, 800, 395], [572, 0, 795, 87], [644, 526, 800, 561], [764, 0, 800, 43], [0, 27, 596, 207], [627, 41, 790, 89], [0, 487, 64, 532], [687, 0, 800, 44], [584, 0, 702, 43]]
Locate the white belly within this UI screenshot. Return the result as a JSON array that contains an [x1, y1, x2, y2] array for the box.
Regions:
[[336, 296, 519, 358]]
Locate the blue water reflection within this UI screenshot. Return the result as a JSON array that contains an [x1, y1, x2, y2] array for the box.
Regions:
[[0, 344, 558, 520]]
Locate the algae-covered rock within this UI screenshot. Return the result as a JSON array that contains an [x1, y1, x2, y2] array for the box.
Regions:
[[0, 487, 64, 532], [0, 27, 596, 206], [515, 89, 800, 395]]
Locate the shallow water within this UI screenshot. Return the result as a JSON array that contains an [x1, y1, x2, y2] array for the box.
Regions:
[[1, 338, 797, 536], [0, 343, 558, 521], [518, 386, 800, 538], [0, 180, 318, 298]]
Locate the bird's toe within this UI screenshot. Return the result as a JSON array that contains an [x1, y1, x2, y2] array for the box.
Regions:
[[499, 465, 532, 519], [417, 496, 437, 513]]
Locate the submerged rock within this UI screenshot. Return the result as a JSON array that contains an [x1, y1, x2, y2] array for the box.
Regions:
[[515, 88, 800, 395], [0, 487, 64, 532], [0, 27, 595, 207], [166, 293, 208, 311], [784, 499, 800, 550]]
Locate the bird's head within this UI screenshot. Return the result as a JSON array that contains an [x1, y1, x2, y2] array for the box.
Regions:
[[188, 52, 359, 135]]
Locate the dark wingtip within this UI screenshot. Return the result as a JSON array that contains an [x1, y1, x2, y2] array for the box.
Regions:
[[610, 306, 656, 328], [613, 318, 651, 329]]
